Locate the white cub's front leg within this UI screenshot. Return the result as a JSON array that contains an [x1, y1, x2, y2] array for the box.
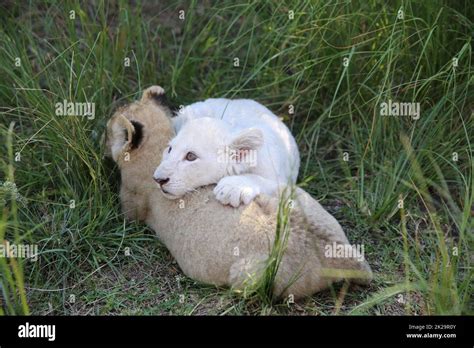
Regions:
[[213, 174, 279, 207]]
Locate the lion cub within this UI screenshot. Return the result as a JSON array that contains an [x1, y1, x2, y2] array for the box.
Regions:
[[153, 98, 300, 207]]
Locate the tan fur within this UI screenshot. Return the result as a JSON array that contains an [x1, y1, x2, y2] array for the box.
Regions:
[[105, 86, 373, 300]]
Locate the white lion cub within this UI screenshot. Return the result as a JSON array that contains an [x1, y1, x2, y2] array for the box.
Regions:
[[153, 98, 300, 207]]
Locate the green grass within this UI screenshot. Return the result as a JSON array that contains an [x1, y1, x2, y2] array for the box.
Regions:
[[0, 0, 472, 315]]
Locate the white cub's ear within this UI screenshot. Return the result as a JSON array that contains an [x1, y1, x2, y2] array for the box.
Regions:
[[228, 128, 263, 162]]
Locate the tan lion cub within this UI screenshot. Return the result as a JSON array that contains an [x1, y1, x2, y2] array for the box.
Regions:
[[106, 85, 373, 300]]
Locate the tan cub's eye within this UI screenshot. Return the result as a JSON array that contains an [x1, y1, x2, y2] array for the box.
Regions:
[[185, 152, 197, 161]]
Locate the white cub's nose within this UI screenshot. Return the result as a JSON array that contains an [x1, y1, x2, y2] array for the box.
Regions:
[[154, 177, 169, 186], [153, 166, 170, 186]]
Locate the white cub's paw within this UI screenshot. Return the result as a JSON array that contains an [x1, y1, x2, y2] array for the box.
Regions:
[[213, 176, 261, 207]]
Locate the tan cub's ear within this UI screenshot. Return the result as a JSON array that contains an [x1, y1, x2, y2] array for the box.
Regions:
[[106, 114, 136, 162], [141, 85, 166, 103]]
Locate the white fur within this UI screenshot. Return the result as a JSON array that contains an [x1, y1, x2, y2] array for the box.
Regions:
[[153, 98, 300, 206]]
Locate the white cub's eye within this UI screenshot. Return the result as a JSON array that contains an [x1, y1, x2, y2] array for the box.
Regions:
[[168, 146, 172, 153], [185, 152, 197, 161]]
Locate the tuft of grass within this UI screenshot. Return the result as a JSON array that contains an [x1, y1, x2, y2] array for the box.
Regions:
[[0, 123, 29, 315], [238, 186, 297, 305], [0, 0, 472, 315]]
